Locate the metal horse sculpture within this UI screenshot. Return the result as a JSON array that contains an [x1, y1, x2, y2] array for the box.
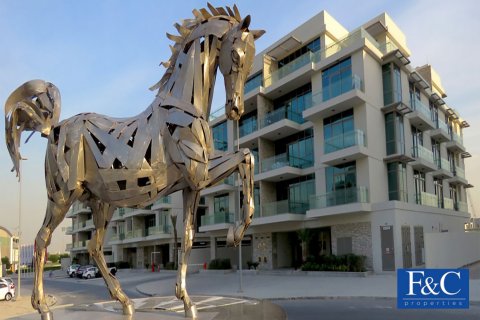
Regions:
[[4, 4, 264, 319]]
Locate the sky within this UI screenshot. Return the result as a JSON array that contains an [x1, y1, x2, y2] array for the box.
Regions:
[[0, 0, 479, 253]]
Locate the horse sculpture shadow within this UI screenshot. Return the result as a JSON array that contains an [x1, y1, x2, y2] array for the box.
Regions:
[[4, 4, 264, 319]]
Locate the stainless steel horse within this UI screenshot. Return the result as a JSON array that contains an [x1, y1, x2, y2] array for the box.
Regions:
[[4, 4, 264, 319]]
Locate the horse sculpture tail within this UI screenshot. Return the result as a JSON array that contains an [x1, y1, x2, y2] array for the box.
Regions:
[[4, 80, 61, 178]]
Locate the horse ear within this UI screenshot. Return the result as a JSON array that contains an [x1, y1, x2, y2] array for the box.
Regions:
[[251, 29, 266, 40], [240, 15, 251, 30]]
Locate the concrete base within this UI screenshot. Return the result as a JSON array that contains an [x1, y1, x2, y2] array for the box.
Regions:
[[9, 296, 286, 320]]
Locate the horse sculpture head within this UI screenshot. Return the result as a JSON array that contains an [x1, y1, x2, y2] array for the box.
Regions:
[[219, 15, 265, 121]]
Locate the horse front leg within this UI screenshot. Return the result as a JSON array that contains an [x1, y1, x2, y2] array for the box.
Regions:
[[32, 200, 69, 320], [176, 189, 200, 319], [207, 149, 255, 246], [87, 200, 134, 315]]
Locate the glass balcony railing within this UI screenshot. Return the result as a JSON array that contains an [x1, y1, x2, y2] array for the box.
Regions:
[[244, 75, 263, 94], [454, 166, 465, 179], [154, 196, 171, 205], [260, 153, 313, 173], [412, 145, 434, 163], [410, 97, 432, 121], [312, 74, 363, 105], [261, 200, 309, 217], [239, 119, 258, 137], [443, 197, 454, 210], [450, 132, 464, 145], [125, 229, 144, 239], [258, 106, 304, 129], [209, 106, 225, 121], [455, 201, 468, 212], [434, 157, 451, 171], [73, 240, 90, 249], [117, 207, 135, 216], [436, 120, 449, 133], [324, 129, 366, 154], [415, 192, 438, 207], [309, 186, 369, 209], [201, 211, 234, 226], [264, 51, 320, 87], [147, 225, 171, 236]]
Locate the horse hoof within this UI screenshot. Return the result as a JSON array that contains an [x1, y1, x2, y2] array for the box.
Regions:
[[185, 304, 198, 319], [123, 303, 135, 315], [41, 311, 54, 320], [226, 225, 235, 247]]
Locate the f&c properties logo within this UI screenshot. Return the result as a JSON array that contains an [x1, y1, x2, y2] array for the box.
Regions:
[[397, 269, 469, 309]]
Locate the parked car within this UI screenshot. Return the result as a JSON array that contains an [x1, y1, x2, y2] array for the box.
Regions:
[[82, 266, 99, 279], [0, 278, 15, 292], [75, 265, 93, 278], [67, 264, 81, 278], [0, 282, 15, 301]]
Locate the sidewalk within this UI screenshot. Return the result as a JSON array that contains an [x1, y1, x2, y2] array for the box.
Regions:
[[136, 270, 480, 302]]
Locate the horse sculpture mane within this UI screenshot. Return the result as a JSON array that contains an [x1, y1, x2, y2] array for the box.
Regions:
[[151, 4, 244, 95], [4, 4, 264, 320]]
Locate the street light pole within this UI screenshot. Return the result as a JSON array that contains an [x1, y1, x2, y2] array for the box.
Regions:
[[17, 160, 22, 298]]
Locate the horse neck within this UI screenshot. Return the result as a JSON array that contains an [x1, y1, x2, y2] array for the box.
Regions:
[[161, 34, 222, 119]]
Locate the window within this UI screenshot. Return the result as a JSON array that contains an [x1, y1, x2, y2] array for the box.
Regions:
[[385, 112, 405, 155], [278, 37, 320, 67], [431, 139, 441, 166], [449, 184, 458, 204], [244, 72, 263, 93], [411, 126, 423, 157], [413, 170, 426, 204], [273, 83, 312, 124], [288, 136, 314, 168], [325, 161, 357, 206], [288, 178, 315, 213], [239, 112, 257, 137], [387, 162, 407, 201], [212, 121, 228, 151], [430, 101, 439, 126], [447, 150, 455, 172], [434, 178, 444, 208], [322, 58, 353, 101], [214, 194, 229, 214], [324, 109, 354, 153], [382, 63, 402, 105]]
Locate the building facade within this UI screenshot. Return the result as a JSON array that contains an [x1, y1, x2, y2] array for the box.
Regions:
[[0, 226, 19, 271], [67, 10, 472, 273]]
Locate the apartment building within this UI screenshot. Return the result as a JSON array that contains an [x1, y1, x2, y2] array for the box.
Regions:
[[67, 10, 472, 272]]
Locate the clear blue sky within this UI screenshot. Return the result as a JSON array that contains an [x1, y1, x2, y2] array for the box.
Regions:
[[0, 0, 479, 253]]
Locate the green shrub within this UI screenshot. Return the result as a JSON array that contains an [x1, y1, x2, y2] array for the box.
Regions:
[[301, 253, 366, 272], [44, 265, 61, 272], [301, 262, 321, 271], [208, 258, 231, 270]]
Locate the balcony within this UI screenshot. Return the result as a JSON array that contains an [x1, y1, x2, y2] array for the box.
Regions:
[[65, 243, 73, 251], [448, 166, 469, 186], [443, 197, 454, 210], [321, 130, 367, 166], [264, 51, 319, 96], [65, 226, 74, 235], [125, 229, 144, 240], [256, 153, 312, 182], [455, 201, 468, 213], [208, 106, 226, 123], [303, 74, 366, 121], [383, 142, 415, 163], [307, 187, 370, 218], [201, 175, 236, 196], [146, 225, 171, 237], [71, 240, 90, 251], [445, 132, 466, 153], [253, 200, 307, 226], [429, 121, 450, 142], [199, 211, 234, 232], [152, 196, 172, 210], [410, 145, 437, 172], [66, 202, 91, 217], [432, 157, 454, 179], [380, 42, 410, 66], [244, 106, 305, 142], [239, 119, 258, 138], [415, 192, 438, 208], [407, 97, 435, 131]]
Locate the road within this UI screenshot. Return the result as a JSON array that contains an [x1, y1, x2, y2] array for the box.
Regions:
[[10, 271, 480, 320]]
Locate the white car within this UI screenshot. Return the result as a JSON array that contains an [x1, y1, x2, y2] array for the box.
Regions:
[[82, 266, 99, 279], [67, 264, 81, 278], [0, 282, 15, 301]]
